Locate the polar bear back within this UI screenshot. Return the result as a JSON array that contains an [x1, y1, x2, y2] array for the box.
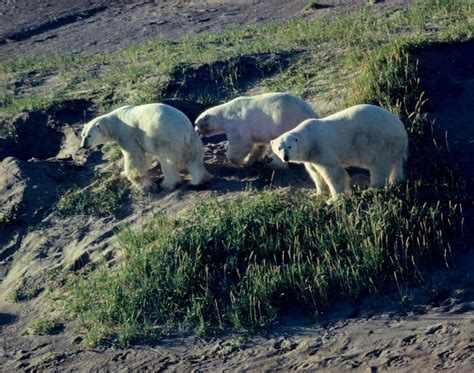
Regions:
[[212, 92, 318, 142], [296, 104, 408, 168], [111, 103, 196, 150]]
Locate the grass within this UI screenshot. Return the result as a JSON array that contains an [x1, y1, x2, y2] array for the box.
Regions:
[[7, 285, 42, 302], [67, 188, 457, 346], [27, 319, 63, 336], [55, 176, 130, 216]]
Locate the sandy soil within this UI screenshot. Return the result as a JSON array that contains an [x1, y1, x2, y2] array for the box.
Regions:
[[1, 1, 473, 372]]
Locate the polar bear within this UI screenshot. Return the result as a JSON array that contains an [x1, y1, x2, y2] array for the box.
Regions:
[[81, 103, 212, 192], [271, 104, 408, 203], [194, 92, 318, 169]]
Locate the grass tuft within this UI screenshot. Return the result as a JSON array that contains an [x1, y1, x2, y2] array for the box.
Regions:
[[27, 319, 63, 336], [7, 285, 42, 302], [346, 43, 429, 140], [55, 176, 130, 216]]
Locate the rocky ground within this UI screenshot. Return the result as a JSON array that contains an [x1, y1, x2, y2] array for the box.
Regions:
[[1, 0, 473, 372]]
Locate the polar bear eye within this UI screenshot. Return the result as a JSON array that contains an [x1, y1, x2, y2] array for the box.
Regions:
[[288, 146, 292, 149]]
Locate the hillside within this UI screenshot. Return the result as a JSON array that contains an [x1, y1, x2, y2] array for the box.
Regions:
[[1, 0, 473, 371]]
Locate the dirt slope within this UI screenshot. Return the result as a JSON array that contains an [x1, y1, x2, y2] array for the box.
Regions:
[[0, 0, 415, 61]]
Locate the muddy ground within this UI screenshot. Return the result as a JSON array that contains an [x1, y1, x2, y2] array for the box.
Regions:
[[1, 1, 473, 372]]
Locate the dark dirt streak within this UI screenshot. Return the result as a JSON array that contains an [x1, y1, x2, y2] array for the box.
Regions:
[[0, 6, 108, 45]]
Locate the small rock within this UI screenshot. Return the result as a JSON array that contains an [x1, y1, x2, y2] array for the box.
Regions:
[[425, 323, 443, 335]]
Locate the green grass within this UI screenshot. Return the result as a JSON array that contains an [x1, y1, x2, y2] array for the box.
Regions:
[[27, 319, 63, 336], [67, 188, 456, 346], [7, 285, 42, 302], [55, 176, 130, 216]]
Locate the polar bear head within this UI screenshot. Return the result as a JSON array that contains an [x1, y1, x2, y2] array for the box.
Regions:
[[271, 132, 303, 163], [80, 116, 112, 149], [194, 111, 224, 137]]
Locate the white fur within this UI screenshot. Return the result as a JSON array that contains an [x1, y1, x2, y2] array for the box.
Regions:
[[271, 104, 408, 202], [81, 103, 212, 192], [194, 92, 318, 169]]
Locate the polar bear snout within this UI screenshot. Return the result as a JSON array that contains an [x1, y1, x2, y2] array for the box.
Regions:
[[283, 151, 289, 162]]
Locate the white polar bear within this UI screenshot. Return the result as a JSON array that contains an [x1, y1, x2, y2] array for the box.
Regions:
[[271, 104, 408, 203], [194, 92, 318, 169], [81, 103, 212, 192]]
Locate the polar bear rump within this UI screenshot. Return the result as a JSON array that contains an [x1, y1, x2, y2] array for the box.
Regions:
[[81, 103, 211, 192], [271, 104, 408, 201]]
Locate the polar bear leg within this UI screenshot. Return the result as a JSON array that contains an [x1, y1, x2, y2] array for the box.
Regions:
[[315, 164, 350, 201], [243, 144, 267, 166], [160, 158, 182, 190], [188, 159, 213, 186], [226, 140, 254, 167], [122, 151, 156, 192], [369, 162, 392, 188], [389, 158, 405, 185], [304, 163, 330, 195]]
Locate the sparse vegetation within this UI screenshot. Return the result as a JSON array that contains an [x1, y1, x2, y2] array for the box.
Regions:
[[27, 319, 63, 336], [55, 176, 131, 216], [7, 285, 42, 302]]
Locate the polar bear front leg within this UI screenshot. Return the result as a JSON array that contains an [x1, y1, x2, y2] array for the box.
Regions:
[[315, 164, 350, 203], [122, 150, 156, 192], [160, 158, 182, 190], [304, 163, 330, 195]]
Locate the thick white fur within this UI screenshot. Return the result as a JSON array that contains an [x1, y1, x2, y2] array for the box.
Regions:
[[194, 92, 318, 169], [271, 104, 408, 202], [81, 103, 211, 192]]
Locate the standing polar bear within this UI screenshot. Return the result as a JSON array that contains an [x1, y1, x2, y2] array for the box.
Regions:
[[81, 103, 212, 192], [271, 104, 408, 203], [194, 92, 318, 169]]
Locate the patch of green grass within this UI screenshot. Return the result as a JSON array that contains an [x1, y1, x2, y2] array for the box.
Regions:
[[345, 42, 429, 140], [55, 176, 130, 216], [66, 187, 456, 347], [27, 319, 63, 336], [7, 285, 42, 302]]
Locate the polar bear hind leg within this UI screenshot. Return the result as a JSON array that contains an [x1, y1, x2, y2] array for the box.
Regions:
[[243, 144, 267, 166], [160, 158, 182, 190], [305, 163, 330, 195], [389, 158, 405, 185], [188, 159, 213, 186], [369, 161, 392, 188], [226, 140, 254, 167]]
